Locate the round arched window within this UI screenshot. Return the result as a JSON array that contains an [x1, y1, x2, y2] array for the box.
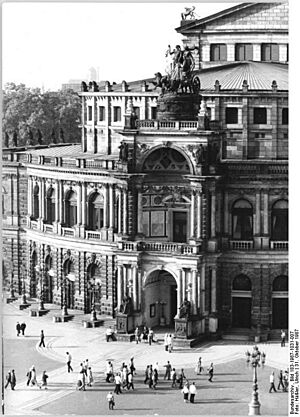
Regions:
[[232, 274, 252, 291], [232, 199, 253, 240]]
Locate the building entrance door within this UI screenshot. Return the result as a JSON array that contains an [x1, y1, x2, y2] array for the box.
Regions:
[[232, 297, 251, 328], [173, 211, 187, 242], [66, 280, 75, 309], [272, 298, 288, 329]]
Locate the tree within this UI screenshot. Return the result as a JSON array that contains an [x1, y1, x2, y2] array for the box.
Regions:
[[12, 130, 18, 147], [59, 128, 65, 143], [51, 129, 57, 144], [4, 132, 9, 148], [36, 129, 43, 145]]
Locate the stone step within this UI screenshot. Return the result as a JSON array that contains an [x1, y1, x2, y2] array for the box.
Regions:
[[222, 333, 251, 341]]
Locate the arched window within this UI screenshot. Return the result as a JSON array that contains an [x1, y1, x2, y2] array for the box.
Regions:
[[272, 275, 288, 292], [232, 274, 252, 291], [143, 148, 190, 173], [65, 190, 77, 227], [46, 187, 55, 224], [33, 184, 39, 220], [271, 200, 288, 241], [88, 192, 104, 230], [232, 199, 253, 240]]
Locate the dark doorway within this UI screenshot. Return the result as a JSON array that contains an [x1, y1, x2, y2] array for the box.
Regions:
[[66, 280, 75, 309], [272, 298, 288, 329], [232, 297, 251, 328], [173, 211, 187, 243], [170, 286, 177, 325]]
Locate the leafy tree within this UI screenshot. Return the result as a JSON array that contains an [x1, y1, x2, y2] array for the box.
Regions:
[[36, 129, 43, 145]]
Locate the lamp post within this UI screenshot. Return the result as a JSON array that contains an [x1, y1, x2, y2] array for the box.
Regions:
[[10, 271, 15, 299], [89, 276, 97, 322], [245, 345, 266, 415], [62, 273, 69, 316], [21, 266, 29, 305], [34, 265, 45, 310]]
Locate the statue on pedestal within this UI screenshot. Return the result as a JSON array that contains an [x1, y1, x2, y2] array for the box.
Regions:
[[119, 295, 132, 315], [179, 298, 191, 319]]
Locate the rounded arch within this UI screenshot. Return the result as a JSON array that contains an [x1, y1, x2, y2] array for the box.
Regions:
[[65, 188, 77, 201], [65, 189, 77, 227], [232, 199, 253, 240], [139, 145, 194, 175], [143, 266, 178, 287], [272, 275, 288, 292], [271, 200, 288, 241], [272, 275, 288, 329], [232, 198, 253, 210], [272, 199, 288, 210], [232, 274, 252, 291], [88, 191, 104, 230]]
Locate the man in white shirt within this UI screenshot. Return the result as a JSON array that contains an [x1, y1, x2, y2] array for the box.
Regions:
[[269, 371, 277, 393], [189, 382, 197, 403], [106, 327, 114, 342], [66, 352, 73, 373], [114, 373, 122, 394]]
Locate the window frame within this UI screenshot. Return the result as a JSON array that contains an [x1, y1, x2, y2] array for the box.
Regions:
[[210, 44, 227, 61], [253, 107, 267, 125]]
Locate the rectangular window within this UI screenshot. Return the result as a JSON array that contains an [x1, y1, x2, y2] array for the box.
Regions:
[[142, 211, 150, 236], [253, 108, 267, 124], [151, 107, 157, 120], [99, 106, 105, 122], [225, 108, 238, 124], [151, 211, 165, 236], [235, 44, 253, 61], [261, 44, 279, 62], [133, 107, 140, 119], [282, 108, 288, 125], [113, 106, 121, 122], [88, 106, 93, 121], [210, 44, 227, 61]]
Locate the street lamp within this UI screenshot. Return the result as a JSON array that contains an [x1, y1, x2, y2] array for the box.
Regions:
[[21, 266, 29, 305], [9, 271, 15, 299], [34, 265, 45, 310], [62, 273, 69, 316], [88, 276, 98, 322], [245, 345, 266, 416]]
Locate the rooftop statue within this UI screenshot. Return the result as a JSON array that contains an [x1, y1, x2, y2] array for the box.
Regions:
[[181, 6, 196, 20]]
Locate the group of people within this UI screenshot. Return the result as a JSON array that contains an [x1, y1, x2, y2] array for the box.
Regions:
[[26, 366, 48, 389], [269, 369, 289, 393], [164, 333, 174, 352], [104, 356, 136, 395], [77, 359, 94, 391], [134, 326, 155, 345], [16, 322, 26, 336]]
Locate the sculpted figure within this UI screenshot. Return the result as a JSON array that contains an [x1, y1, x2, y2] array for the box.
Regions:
[[179, 298, 191, 318], [181, 6, 196, 20]]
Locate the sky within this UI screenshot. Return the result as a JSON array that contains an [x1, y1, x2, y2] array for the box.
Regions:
[[2, 2, 236, 91]]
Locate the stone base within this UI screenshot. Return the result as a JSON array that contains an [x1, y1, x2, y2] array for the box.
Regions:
[[29, 309, 49, 317], [173, 335, 204, 348], [18, 303, 31, 310], [53, 314, 74, 323], [156, 92, 200, 121], [6, 297, 17, 304], [116, 313, 134, 334], [82, 319, 104, 328], [115, 333, 135, 342]]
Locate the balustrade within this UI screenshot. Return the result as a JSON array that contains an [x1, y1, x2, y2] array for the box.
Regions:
[[229, 240, 254, 250], [270, 241, 288, 250], [85, 231, 102, 240], [62, 227, 75, 237]]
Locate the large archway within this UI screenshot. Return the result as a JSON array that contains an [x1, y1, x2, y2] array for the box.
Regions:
[[231, 274, 252, 328], [144, 270, 177, 329], [272, 275, 288, 329]]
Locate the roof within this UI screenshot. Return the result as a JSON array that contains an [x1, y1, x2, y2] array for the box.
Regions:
[[22, 144, 82, 157], [196, 61, 288, 91]]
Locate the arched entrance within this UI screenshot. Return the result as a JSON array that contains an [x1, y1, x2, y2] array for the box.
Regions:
[[44, 255, 53, 303], [272, 275, 288, 329], [31, 251, 38, 298], [231, 274, 252, 328], [63, 259, 75, 309], [144, 270, 177, 328]]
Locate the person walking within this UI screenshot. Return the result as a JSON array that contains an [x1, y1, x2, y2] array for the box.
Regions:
[[189, 382, 196, 403], [114, 373, 122, 394], [171, 368, 177, 388], [4, 371, 11, 389], [195, 357, 203, 375], [144, 365, 150, 384], [269, 371, 277, 393], [10, 370, 16, 390], [152, 368, 158, 389], [127, 372, 134, 390], [107, 391, 115, 410], [178, 369, 186, 389], [283, 370, 289, 392], [164, 361, 172, 380], [164, 333, 168, 351], [16, 322, 21, 337], [142, 326, 149, 343], [122, 365, 129, 388], [181, 382, 189, 403], [277, 370, 285, 390], [41, 371, 48, 390], [83, 359, 89, 376], [66, 352, 73, 373], [26, 367, 32, 386], [106, 361, 114, 383], [148, 365, 153, 389], [148, 328, 154, 345], [167, 334, 173, 353], [281, 329, 286, 347], [134, 327, 140, 344], [30, 366, 39, 387], [20, 322, 26, 336], [39, 330, 45, 347], [207, 363, 214, 382], [129, 357, 136, 375], [106, 327, 114, 342]]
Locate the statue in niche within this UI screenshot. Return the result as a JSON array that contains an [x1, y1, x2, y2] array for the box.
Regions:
[[195, 144, 205, 164], [179, 298, 191, 318], [118, 142, 129, 162], [119, 295, 132, 315]]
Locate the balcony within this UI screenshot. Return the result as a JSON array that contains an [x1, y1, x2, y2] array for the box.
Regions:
[[117, 240, 201, 254], [85, 231, 102, 240], [61, 227, 75, 237], [229, 240, 254, 250], [136, 120, 198, 132], [270, 241, 288, 250], [43, 224, 53, 233]]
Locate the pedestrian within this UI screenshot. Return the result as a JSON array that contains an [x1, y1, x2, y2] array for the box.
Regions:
[[148, 365, 153, 389], [106, 327, 114, 342], [152, 368, 158, 389], [127, 372, 134, 390], [10, 370, 16, 390], [26, 367, 32, 386], [153, 362, 159, 375], [20, 322, 26, 336], [107, 391, 115, 410], [39, 330, 45, 347], [106, 361, 114, 383], [41, 371, 48, 390], [181, 382, 189, 403], [144, 365, 150, 384], [167, 334, 173, 353], [30, 366, 39, 387], [195, 357, 203, 375], [83, 359, 89, 376], [277, 370, 285, 390], [134, 327, 140, 344], [171, 368, 177, 388], [281, 329, 286, 347], [66, 352, 73, 373], [164, 333, 168, 351], [114, 373, 122, 394], [122, 365, 128, 388], [177, 368, 186, 389], [142, 326, 149, 343], [16, 322, 21, 337], [189, 382, 196, 403], [148, 328, 154, 345], [207, 363, 214, 382], [269, 371, 277, 393], [164, 361, 172, 380], [283, 370, 289, 392], [129, 356, 136, 375], [4, 371, 11, 389], [87, 367, 93, 386]]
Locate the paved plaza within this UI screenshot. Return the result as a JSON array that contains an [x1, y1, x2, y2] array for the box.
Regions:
[[2, 301, 289, 416]]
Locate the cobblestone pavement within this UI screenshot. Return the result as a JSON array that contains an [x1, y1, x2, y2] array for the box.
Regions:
[[2, 301, 289, 415]]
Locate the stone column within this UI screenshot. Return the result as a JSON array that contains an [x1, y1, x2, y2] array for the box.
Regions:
[[211, 189, 216, 238], [192, 269, 198, 314], [109, 184, 114, 229], [224, 192, 229, 234], [211, 268, 217, 313], [59, 181, 64, 224], [117, 191, 122, 234], [197, 270, 201, 310], [55, 181, 59, 222], [137, 186, 143, 234], [123, 265, 127, 297], [138, 268, 142, 311], [77, 183, 82, 225], [190, 191, 195, 238], [81, 182, 87, 227], [196, 191, 202, 239], [123, 189, 128, 235], [201, 264, 205, 314], [177, 269, 182, 316], [263, 192, 269, 235], [103, 184, 108, 228], [117, 265, 123, 307], [255, 191, 261, 236], [132, 264, 137, 310], [38, 179, 43, 219], [27, 177, 32, 217], [41, 179, 46, 221]]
